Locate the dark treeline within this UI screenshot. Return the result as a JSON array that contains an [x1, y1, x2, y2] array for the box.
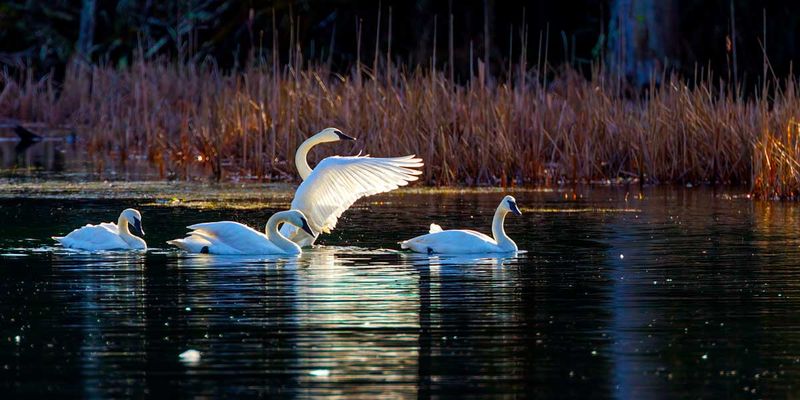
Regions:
[[0, 1, 799, 86], [5, 1, 800, 193]]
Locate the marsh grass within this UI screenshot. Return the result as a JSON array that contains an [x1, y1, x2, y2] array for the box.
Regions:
[[2, 56, 800, 197]]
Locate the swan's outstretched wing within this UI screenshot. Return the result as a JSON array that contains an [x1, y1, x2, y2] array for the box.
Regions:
[[182, 221, 280, 254], [291, 155, 423, 234]]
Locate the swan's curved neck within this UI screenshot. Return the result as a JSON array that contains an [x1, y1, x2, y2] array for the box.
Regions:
[[266, 213, 302, 253], [117, 215, 130, 235], [491, 206, 517, 251], [295, 135, 324, 180], [117, 215, 136, 243]]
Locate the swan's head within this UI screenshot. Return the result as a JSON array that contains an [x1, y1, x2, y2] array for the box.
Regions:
[[121, 208, 145, 236], [501, 195, 522, 216], [285, 210, 316, 236], [314, 127, 356, 143]]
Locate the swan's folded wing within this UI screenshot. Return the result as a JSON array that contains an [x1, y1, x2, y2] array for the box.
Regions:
[[97, 222, 120, 233], [429, 223, 443, 233], [63, 224, 127, 248], [186, 221, 280, 253], [292, 155, 423, 233]]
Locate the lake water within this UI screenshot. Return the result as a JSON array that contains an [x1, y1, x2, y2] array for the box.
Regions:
[[2, 186, 800, 398]]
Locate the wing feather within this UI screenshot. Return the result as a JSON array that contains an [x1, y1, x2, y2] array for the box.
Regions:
[[291, 155, 423, 234], [58, 223, 128, 249]]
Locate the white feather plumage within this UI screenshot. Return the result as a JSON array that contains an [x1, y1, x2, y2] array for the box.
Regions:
[[280, 128, 423, 246]]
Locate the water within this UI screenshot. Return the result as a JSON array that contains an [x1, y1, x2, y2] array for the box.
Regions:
[[2, 187, 800, 398]]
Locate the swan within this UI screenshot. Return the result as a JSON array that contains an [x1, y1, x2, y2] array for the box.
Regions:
[[167, 210, 315, 255], [52, 208, 146, 250], [400, 195, 522, 254], [279, 127, 424, 247]]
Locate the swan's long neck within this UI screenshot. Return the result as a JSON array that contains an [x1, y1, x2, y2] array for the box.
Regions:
[[491, 206, 517, 251], [117, 215, 135, 242], [117, 215, 130, 235], [266, 212, 302, 253], [295, 135, 323, 180]]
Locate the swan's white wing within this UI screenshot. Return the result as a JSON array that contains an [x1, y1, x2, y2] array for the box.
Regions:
[[185, 221, 282, 254], [429, 223, 443, 233], [97, 222, 120, 233], [291, 155, 423, 234], [56, 223, 128, 250]]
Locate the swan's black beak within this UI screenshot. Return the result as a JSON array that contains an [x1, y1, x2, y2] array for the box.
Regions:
[[508, 200, 522, 216], [300, 217, 315, 236], [129, 218, 145, 236], [335, 130, 356, 141]]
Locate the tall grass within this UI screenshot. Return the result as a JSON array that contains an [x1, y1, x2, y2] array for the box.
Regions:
[[2, 56, 800, 196]]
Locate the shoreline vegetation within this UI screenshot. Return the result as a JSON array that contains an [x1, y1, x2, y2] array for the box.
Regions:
[[0, 180, 546, 199], [0, 180, 749, 215], [0, 181, 554, 210], [2, 46, 800, 199]]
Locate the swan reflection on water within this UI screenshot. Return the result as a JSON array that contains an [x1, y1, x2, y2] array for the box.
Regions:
[[36, 246, 149, 269], [168, 246, 525, 396], [171, 250, 302, 268], [401, 250, 527, 268], [167, 246, 421, 396]]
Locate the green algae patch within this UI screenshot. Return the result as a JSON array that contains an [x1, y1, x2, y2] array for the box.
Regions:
[[398, 187, 548, 194], [0, 180, 296, 204], [521, 207, 642, 213], [0, 180, 548, 210], [142, 198, 290, 210], [0, 181, 540, 199]]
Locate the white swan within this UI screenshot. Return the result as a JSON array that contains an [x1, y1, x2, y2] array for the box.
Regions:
[[52, 208, 146, 250], [400, 195, 522, 254], [279, 127, 424, 247], [167, 210, 315, 255]]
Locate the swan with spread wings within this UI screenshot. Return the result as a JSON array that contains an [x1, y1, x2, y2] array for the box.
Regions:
[[280, 128, 423, 247]]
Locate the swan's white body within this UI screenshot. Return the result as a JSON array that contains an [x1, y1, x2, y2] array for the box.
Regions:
[[53, 209, 146, 250], [167, 210, 312, 255], [400, 196, 522, 254], [279, 128, 423, 247]]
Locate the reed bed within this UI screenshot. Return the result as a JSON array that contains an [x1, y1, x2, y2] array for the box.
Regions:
[[2, 58, 800, 196]]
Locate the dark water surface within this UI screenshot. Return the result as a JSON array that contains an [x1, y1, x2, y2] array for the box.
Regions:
[[2, 187, 800, 398]]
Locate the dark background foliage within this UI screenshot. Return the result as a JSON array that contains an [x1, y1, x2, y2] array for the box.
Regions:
[[0, 0, 798, 84]]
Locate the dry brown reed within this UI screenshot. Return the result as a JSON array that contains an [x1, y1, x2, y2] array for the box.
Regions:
[[2, 58, 800, 196]]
